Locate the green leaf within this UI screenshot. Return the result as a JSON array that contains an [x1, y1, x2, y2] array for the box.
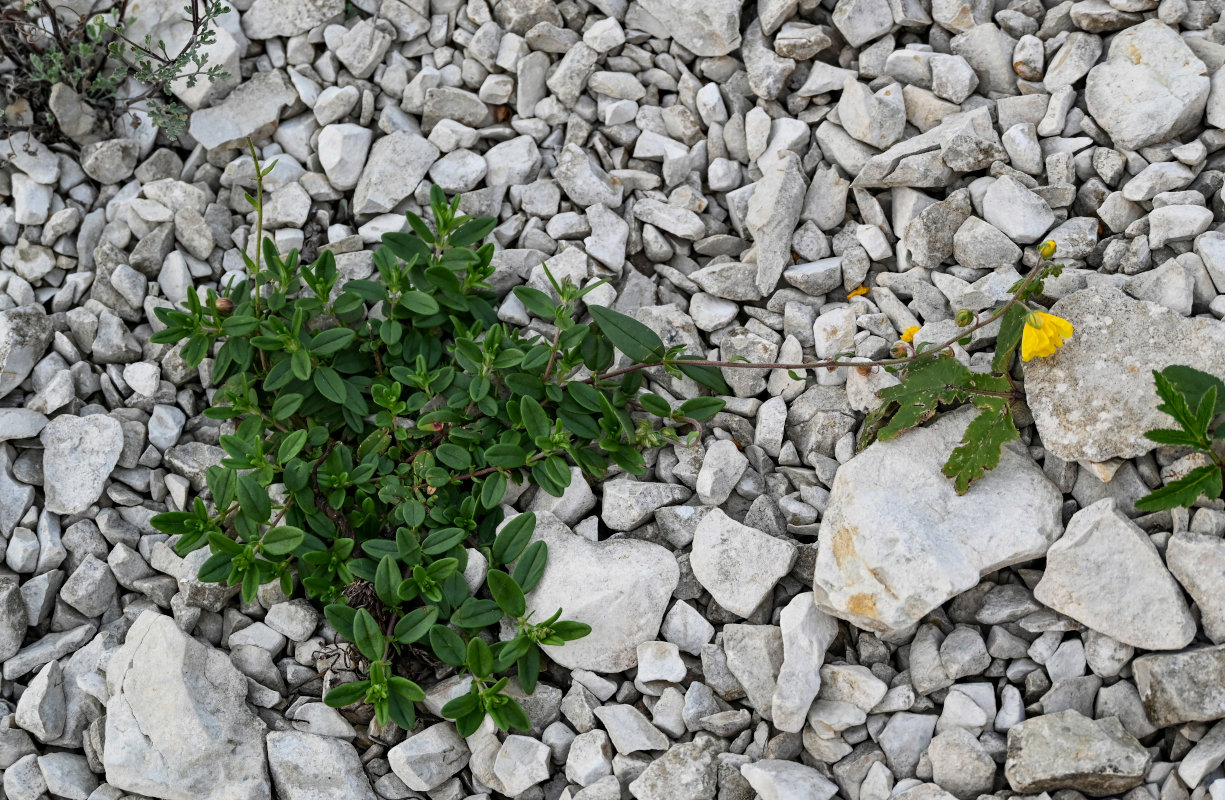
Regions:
[[382, 232, 431, 264], [324, 680, 370, 707], [1144, 428, 1208, 448], [639, 393, 671, 416], [207, 466, 238, 511], [271, 392, 304, 421], [353, 609, 384, 661], [677, 397, 725, 421], [198, 552, 232, 582], [493, 512, 535, 565], [520, 396, 551, 440], [876, 358, 973, 440], [452, 598, 503, 629], [1194, 385, 1219, 441], [441, 692, 480, 719], [675, 358, 730, 394], [513, 286, 557, 319], [311, 327, 356, 356], [325, 604, 357, 642], [514, 645, 539, 695], [262, 526, 304, 555], [480, 472, 507, 509], [1152, 368, 1201, 439], [278, 429, 308, 463], [485, 444, 527, 468], [314, 366, 347, 404], [237, 474, 271, 522], [241, 567, 260, 604], [400, 291, 440, 315], [1136, 464, 1224, 511], [290, 348, 312, 381], [429, 624, 467, 666], [487, 569, 526, 617], [567, 381, 603, 411], [549, 620, 591, 641], [375, 555, 401, 606], [436, 443, 472, 470], [449, 216, 497, 246], [1161, 365, 1225, 419], [421, 527, 466, 555], [941, 400, 1020, 495], [512, 540, 548, 592], [467, 637, 494, 678], [589, 305, 666, 363], [386, 676, 423, 730], [394, 606, 438, 644]]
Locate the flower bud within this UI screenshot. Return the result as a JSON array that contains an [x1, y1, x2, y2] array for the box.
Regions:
[[1038, 240, 1056, 260], [889, 343, 909, 358], [214, 297, 235, 315], [954, 308, 975, 327]]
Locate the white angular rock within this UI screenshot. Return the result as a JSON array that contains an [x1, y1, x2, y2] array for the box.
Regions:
[[691, 509, 797, 617], [352, 132, 440, 216], [104, 611, 270, 800], [0, 306, 53, 399], [981, 176, 1054, 244], [1025, 287, 1225, 462], [266, 732, 376, 800], [41, 415, 124, 515], [600, 481, 692, 531], [1035, 499, 1194, 650], [771, 593, 839, 733], [813, 408, 1062, 632], [387, 724, 469, 792], [519, 511, 677, 672], [636, 0, 742, 55], [741, 760, 839, 800], [1005, 710, 1150, 795], [1085, 20, 1209, 150]]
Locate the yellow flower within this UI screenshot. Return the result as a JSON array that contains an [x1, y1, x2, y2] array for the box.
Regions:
[[1021, 311, 1073, 361], [1038, 240, 1057, 260], [900, 325, 920, 343], [847, 285, 869, 298]]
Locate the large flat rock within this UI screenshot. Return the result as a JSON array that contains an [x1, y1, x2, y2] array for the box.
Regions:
[[1024, 287, 1225, 463], [104, 611, 270, 800], [520, 511, 678, 673], [813, 409, 1062, 633]]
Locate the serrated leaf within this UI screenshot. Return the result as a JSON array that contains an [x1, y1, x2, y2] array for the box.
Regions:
[[941, 400, 1020, 495], [589, 305, 666, 363], [1144, 428, 1208, 448], [876, 358, 973, 441], [1162, 365, 1225, 418], [1136, 464, 1224, 511]]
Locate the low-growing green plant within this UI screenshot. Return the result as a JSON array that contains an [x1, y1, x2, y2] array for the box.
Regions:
[[1135, 365, 1225, 512], [149, 153, 729, 734], [0, 0, 229, 140], [858, 252, 1069, 493]]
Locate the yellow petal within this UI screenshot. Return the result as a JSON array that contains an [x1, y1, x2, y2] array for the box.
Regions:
[[847, 285, 869, 298], [901, 325, 920, 343], [1043, 313, 1074, 339]]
